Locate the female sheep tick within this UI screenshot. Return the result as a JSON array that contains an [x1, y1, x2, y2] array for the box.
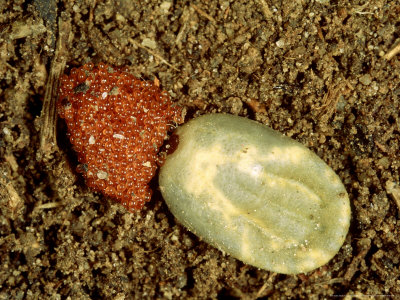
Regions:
[[159, 114, 351, 274]]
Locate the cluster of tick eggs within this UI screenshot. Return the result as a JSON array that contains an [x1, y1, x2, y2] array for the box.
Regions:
[[159, 114, 351, 274], [57, 62, 182, 211]]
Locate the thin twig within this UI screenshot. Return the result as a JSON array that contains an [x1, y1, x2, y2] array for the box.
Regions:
[[35, 202, 61, 209], [128, 38, 179, 71], [344, 238, 371, 283], [191, 4, 216, 23], [383, 42, 400, 60], [175, 6, 190, 48]]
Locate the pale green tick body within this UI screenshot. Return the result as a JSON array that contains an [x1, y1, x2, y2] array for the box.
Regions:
[[159, 114, 350, 274]]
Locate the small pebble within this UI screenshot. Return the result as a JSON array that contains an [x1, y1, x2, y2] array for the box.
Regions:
[[359, 74, 372, 86]]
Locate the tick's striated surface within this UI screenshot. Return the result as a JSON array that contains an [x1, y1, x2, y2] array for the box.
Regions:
[[159, 114, 351, 274], [57, 63, 182, 211]]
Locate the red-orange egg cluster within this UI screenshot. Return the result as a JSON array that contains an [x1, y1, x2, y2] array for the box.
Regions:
[[57, 62, 183, 211]]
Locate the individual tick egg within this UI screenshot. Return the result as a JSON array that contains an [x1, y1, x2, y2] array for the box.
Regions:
[[159, 114, 351, 274]]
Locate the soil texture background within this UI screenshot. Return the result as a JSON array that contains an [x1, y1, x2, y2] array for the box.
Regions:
[[1, 0, 400, 299]]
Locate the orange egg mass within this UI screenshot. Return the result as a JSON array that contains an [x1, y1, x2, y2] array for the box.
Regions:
[[57, 62, 183, 211]]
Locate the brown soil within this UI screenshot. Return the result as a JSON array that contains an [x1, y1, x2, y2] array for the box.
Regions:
[[1, 0, 400, 299]]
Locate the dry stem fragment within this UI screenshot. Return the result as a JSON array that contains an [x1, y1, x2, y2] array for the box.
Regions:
[[38, 17, 73, 161]]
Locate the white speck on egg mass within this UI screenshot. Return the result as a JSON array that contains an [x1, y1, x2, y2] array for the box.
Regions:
[[89, 135, 95, 144], [97, 170, 108, 180], [142, 161, 151, 168], [113, 133, 125, 139], [159, 114, 351, 275]]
